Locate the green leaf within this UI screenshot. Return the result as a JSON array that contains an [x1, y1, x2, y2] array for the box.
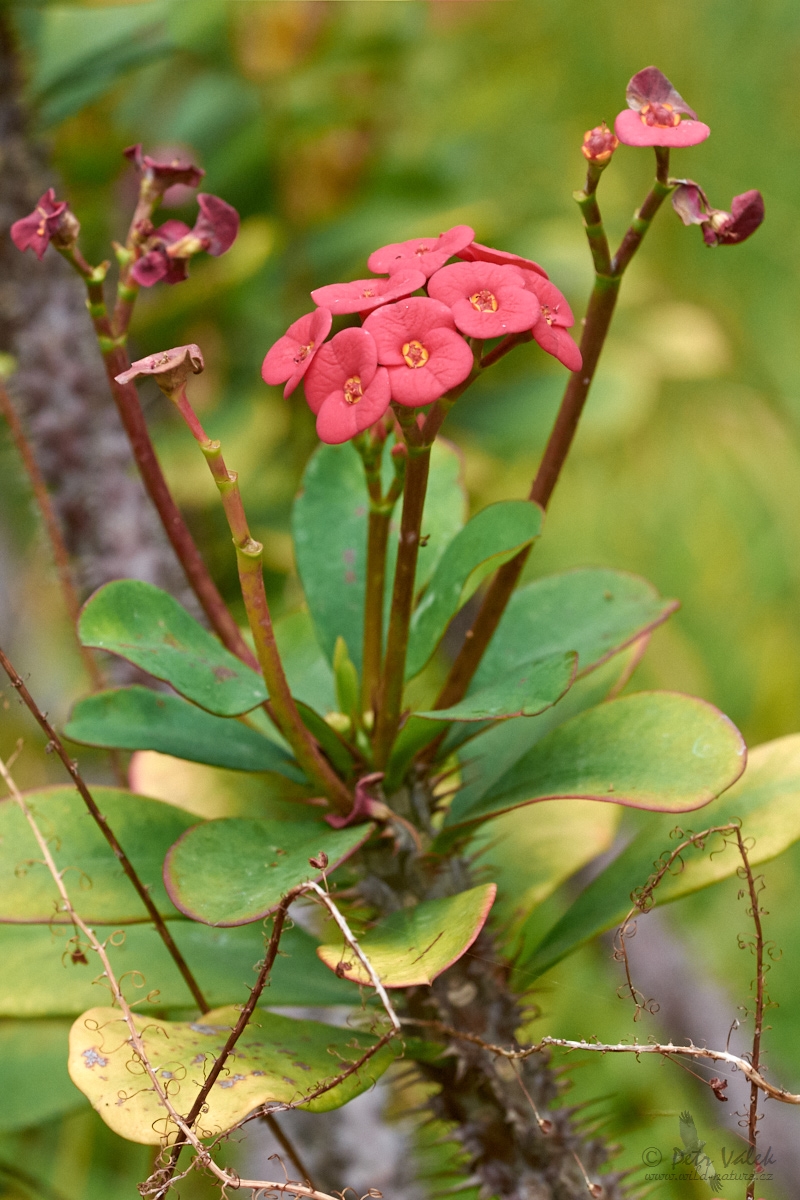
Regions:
[[274, 610, 336, 712], [523, 733, 800, 980], [0, 787, 194, 923], [64, 687, 302, 778], [69, 1005, 399, 1143], [164, 818, 371, 926], [292, 439, 465, 673], [0, 1020, 85, 1131], [415, 651, 576, 722], [316, 884, 496, 988], [295, 702, 358, 776], [79, 580, 268, 717], [333, 636, 360, 720], [406, 500, 544, 680], [0, 922, 356, 1018], [471, 567, 677, 690], [444, 691, 746, 830]]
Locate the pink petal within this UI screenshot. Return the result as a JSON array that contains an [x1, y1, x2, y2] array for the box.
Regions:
[[449, 288, 538, 339], [363, 297, 457, 364], [303, 327, 378, 414], [522, 275, 574, 328], [316, 368, 391, 444], [262, 308, 332, 394], [367, 224, 474, 278], [614, 110, 710, 148], [457, 241, 548, 279], [156, 219, 192, 244], [193, 194, 239, 256], [427, 261, 526, 308], [387, 327, 473, 407], [130, 250, 170, 287], [533, 323, 582, 372], [625, 67, 697, 119], [310, 270, 425, 315]]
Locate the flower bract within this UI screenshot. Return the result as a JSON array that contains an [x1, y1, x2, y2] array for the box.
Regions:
[[368, 225, 474, 279], [303, 327, 391, 443], [11, 189, 76, 260], [123, 144, 205, 191], [310, 270, 426, 315], [671, 182, 765, 247], [129, 195, 239, 287], [427, 261, 538, 339], [615, 66, 710, 148], [262, 309, 333, 399], [115, 344, 204, 393], [363, 297, 473, 406], [524, 276, 582, 372], [457, 241, 548, 280]]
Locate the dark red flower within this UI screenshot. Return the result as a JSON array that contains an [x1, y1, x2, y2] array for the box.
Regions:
[[123, 144, 205, 191], [581, 122, 619, 165], [129, 195, 239, 287], [303, 327, 391, 444], [310, 269, 426, 315], [428, 261, 539, 339], [523, 275, 582, 372], [457, 241, 548, 280], [10, 189, 78, 260], [672, 181, 765, 247], [363, 297, 473, 407], [262, 308, 333, 398], [368, 224, 474, 279], [615, 67, 710, 148]]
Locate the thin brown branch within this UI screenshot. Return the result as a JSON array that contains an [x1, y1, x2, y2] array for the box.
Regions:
[[0, 645, 209, 1012]]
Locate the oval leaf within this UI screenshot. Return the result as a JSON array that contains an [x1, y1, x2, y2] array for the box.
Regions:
[[293, 439, 466, 672], [79, 580, 268, 716], [69, 1005, 399, 1143], [415, 651, 576, 722], [317, 884, 496, 987], [522, 733, 800, 980], [64, 687, 302, 777], [0, 787, 194, 923], [444, 691, 746, 830], [406, 500, 544, 680], [472, 567, 677, 690], [164, 818, 371, 926], [0, 922, 355, 1018]]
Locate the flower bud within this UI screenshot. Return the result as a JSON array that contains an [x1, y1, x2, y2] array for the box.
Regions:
[[581, 122, 618, 165]]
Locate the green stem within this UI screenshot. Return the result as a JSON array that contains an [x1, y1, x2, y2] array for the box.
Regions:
[[373, 432, 431, 768], [431, 150, 673, 715]]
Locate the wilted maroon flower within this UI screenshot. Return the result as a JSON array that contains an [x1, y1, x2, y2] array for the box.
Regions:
[[262, 308, 333, 398], [457, 241, 548, 280], [582, 122, 619, 165], [123, 144, 205, 192], [428, 261, 539, 339], [672, 181, 765, 246], [368, 224, 475, 278], [615, 67, 710, 148], [303, 327, 391, 444], [363, 296, 473, 407], [523, 275, 582, 372], [310, 270, 426, 316], [130, 194, 239, 287], [11, 189, 79, 260], [115, 344, 204, 394]]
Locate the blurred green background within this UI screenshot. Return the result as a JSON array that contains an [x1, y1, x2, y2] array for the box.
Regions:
[[2, 1, 799, 1197]]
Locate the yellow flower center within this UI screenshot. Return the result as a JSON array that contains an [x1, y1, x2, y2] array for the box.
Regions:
[[344, 375, 364, 404], [640, 102, 681, 129], [541, 304, 555, 327], [402, 340, 429, 369], [293, 341, 314, 364], [469, 289, 498, 313], [361, 287, 376, 298]]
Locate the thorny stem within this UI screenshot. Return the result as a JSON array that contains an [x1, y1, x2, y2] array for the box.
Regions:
[[740, 834, 767, 1199], [174, 401, 352, 814], [0, 646, 209, 1012], [0, 379, 105, 692], [372, 417, 432, 768], [433, 149, 674, 714], [57, 245, 259, 672]]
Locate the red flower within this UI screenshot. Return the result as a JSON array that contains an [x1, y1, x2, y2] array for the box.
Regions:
[[524, 275, 582, 372], [457, 240, 548, 280], [615, 67, 710, 148], [363, 297, 473, 407], [672, 181, 765, 247], [303, 327, 391, 444], [310, 269, 426, 315], [11, 189, 78, 260], [427, 261, 539, 339], [367, 224, 474, 278], [262, 308, 333, 398], [123, 144, 205, 191], [130, 194, 239, 287]]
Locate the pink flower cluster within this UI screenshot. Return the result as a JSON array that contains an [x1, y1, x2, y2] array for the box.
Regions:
[[262, 225, 582, 445]]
